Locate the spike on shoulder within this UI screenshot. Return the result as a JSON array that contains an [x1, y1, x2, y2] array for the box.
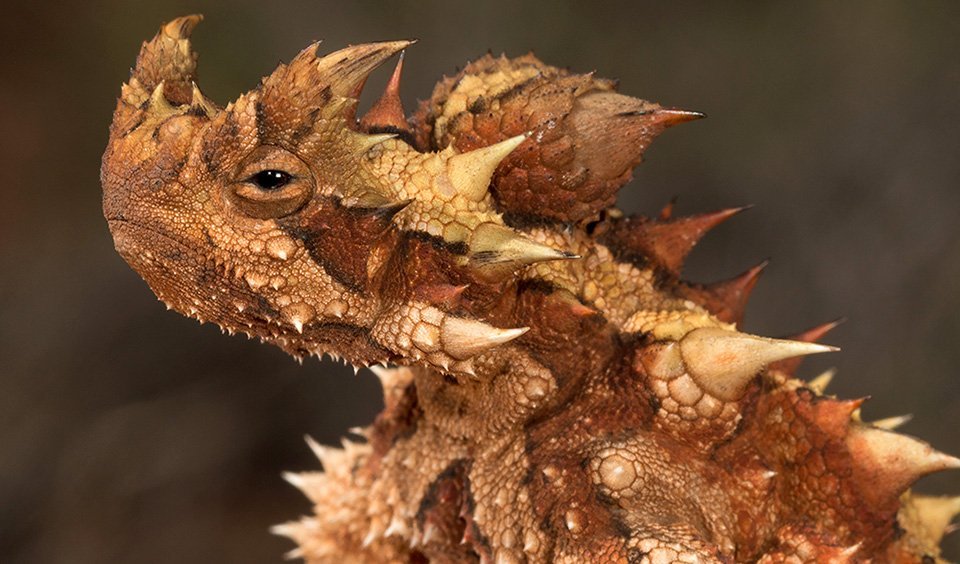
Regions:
[[679, 327, 837, 401], [468, 222, 576, 279], [447, 134, 528, 202]]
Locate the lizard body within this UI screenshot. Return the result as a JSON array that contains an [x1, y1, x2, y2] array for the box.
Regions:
[[102, 16, 959, 562]]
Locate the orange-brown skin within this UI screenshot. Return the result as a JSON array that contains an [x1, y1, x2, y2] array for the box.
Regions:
[[102, 16, 959, 563], [413, 54, 702, 225]]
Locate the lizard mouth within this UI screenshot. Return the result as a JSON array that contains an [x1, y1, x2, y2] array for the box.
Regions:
[[107, 216, 200, 266]]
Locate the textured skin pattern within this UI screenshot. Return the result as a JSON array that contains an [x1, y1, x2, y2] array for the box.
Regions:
[[102, 16, 960, 563]]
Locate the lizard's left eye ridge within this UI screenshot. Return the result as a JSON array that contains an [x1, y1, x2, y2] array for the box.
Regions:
[[228, 146, 315, 220], [249, 170, 292, 191]]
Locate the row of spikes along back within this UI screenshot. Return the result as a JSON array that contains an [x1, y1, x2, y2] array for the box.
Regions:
[[321, 25, 960, 557]]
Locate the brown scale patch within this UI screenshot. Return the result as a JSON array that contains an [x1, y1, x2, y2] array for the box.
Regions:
[[259, 78, 334, 147], [278, 198, 399, 292], [370, 236, 623, 413], [200, 110, 243, 176], [521, 362, 655, 558], [368, 382, 422, 464], [511, 281, 617, 395], [414, 459, 484, 562], [521, 427, 635, 560], [718, 383, 899, 556], [377, 232, 507, 317], [412, 53, 690, 224], [412, 54, 623, 223]]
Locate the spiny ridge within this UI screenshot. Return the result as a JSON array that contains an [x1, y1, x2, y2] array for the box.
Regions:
[[679, 327, 838, 401], [468, 222, 575, 279], [601, 205, 750, 275], [847, 425, 960, 507], [413, 53, 703, 223]]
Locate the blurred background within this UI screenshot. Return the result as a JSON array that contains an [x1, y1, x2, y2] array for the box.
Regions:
[[2, 0, 958, 562]]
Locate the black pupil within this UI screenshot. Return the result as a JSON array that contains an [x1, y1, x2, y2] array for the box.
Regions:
[[251, 170, 291, 190]]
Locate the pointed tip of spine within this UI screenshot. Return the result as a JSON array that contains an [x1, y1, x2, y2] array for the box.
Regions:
[[162, 14, 203, 40], [735, 258, 771, 290], [314, 39, 416, 99], [369, 198, 413, 220], [281, 471, 306, 489], [341, 189, 412, 221], [643, 205, 751, 275], [469, 222, 574, 277], [148, 80, 172, 109], [303, 434, 327, 462], [770, 317, 845, 375], [790, 317, 846, 343], [440, 316, 528, 360], [848, 425, 960, 506], [189, 81, 217, 116], [680, 327, 837, 401], [447, 134, 528, 202], [872, 413, 913, 431], [414, 283, 469, 308], [359, 51, 409, 132], [269, 522, 296, 538], [808, 368, 836, 394], [389, 50, 406, 88], [682, 259, 768, 325], [658, 197, 678, 220], [650, 107, 706, 127], [837, 542, 861, 558]]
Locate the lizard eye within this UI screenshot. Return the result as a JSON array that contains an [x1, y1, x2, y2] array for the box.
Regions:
[[249, 170, 292, 190], [228, 146, 315, 219]]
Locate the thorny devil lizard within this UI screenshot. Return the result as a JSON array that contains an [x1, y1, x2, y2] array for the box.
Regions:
[[101, 15, 960, 563]]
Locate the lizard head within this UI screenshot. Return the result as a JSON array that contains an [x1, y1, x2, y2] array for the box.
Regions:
[[101, 15, 697, 373], [102, 15, 416, 360]]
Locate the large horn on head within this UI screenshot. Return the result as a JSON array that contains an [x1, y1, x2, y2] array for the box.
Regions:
[[111, 14, 210, 136], [256, 39, 414, 141], [125, 14, 203, 106]]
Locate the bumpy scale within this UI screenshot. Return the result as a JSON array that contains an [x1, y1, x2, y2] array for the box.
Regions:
[[102, 15, 959, 563]]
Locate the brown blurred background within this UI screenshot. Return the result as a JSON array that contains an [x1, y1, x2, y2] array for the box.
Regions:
[[1, 1, 958, 562]]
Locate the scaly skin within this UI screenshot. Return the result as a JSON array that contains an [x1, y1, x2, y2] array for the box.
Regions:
[[102, 16, 959, 563]]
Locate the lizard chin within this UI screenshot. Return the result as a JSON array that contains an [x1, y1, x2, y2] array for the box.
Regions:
[[107, 217, 209, 311]]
